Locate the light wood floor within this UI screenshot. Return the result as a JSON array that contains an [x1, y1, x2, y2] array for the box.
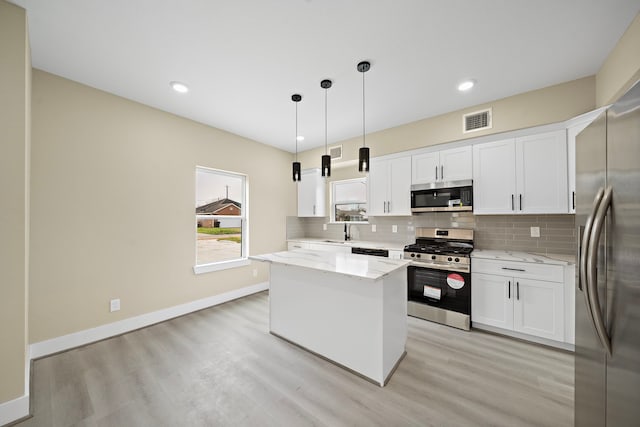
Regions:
[[16, 291, 573, 426]]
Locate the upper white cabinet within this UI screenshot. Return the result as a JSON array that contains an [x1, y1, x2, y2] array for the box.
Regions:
[[473, 130, 568, 214], [412, 146, 472, 184], [297, 168, 326, 217], [369, 156, 412, 216]]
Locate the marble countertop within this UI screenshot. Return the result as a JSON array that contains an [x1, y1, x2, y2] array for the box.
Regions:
[[287, 238, 407, 251], [471, 249, 575, 266], [250, 249, 410, 280]]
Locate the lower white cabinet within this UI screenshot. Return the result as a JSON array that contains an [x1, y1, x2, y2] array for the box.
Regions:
[[472, 259, 565, 342], [288, 241, 309, 251]]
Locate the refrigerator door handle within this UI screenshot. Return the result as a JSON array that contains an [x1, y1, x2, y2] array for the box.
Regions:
[[580, 188, 604, 307], [586, 185, 613, 356]]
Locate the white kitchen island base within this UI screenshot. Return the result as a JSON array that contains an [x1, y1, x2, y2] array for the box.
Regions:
[[253, 250, 409, 387]]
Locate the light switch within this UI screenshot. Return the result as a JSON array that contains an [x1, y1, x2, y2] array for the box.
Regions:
[[371, 224, 377, 232], [392, 225, 398, 233]]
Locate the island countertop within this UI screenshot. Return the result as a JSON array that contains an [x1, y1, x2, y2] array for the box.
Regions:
[[250, 249, 410, 280]]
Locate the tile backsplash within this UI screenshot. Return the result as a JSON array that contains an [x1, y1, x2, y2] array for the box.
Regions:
[[287, 213, 576, 255]]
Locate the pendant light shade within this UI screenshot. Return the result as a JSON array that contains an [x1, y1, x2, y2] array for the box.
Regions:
[[320, 79, 332, 177], [357, 61, 371, 173], [292, 93, 302, 182]]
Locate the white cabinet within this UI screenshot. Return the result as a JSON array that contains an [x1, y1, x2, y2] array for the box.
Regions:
[[473, 130, 567, 214], [411, 146, 472, 184], [472, 258, 565, 342], [307, 242, 350, 253], [297, 169, 326, 217], [368, 156, 411, 216], [388, 250, 403, 260], [472, 138, 516, 214]]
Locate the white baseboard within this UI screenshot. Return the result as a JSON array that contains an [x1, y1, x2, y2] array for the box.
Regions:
[[30, 282, 269, 359], [473, 323, 575, 352], [0, 394, 29, 427]]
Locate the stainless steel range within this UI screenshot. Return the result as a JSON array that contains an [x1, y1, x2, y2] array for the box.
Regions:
[[404, 227, 473, 330]]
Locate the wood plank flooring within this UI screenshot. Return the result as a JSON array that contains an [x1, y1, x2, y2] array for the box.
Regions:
[[16, 291, 573, 426]]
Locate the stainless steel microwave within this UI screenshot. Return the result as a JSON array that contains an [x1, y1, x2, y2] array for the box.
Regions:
[[411, 180, 473, 213]]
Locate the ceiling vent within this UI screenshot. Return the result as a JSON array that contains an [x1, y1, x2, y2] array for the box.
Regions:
[[329, 145, 342, 160], [463, 108, 492, 133]]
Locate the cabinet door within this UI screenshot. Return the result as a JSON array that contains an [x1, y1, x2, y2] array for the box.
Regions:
[[297, 169, 325, 217], [472, 139, 517, 214], [368, 158, 389, 216], [387, 156, 412, 215], [471, 273, 514, 330], [513, 278, 564, 341], [515, 130, 568, 214], [411, 152, 439, 184], [440, 146, 472, 182]]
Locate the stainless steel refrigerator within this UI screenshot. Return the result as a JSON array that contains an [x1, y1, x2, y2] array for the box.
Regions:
[[575, 79, 640, 426]]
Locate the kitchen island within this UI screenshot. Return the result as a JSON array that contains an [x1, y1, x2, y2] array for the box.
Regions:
[[250, 249, 410, 386]]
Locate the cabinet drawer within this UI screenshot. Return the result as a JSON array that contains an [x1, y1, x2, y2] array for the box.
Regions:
[[471, 258, 563, 283]]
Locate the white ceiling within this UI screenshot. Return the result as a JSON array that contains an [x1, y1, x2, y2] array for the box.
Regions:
[[11, 0, 640, 153]]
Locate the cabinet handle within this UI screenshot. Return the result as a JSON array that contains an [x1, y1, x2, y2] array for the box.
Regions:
[[511, 194, 515, 211], [516, 282, 520, 300], [441, 165, 444, 180], [572, 191, 576, 210], [519, 194, 523, 211], [388, 201, 391, 213], [508, 281, 511, 299], [501, 267, 525, 272], [313, 205, 316, 215], [435, 166, 438, 181]]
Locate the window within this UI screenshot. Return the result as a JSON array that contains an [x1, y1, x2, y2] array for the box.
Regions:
[[194, 166, 248, 274], [330, 178, 368, 223]]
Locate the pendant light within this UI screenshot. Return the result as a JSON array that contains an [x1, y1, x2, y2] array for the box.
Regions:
[[357, 61, 371, 173], [292, 94, 302, 181], [320, 79, 332, 177]]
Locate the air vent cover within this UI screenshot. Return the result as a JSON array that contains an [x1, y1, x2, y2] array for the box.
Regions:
[[329, 145, 342, 160], [463, 108, 492, 133]]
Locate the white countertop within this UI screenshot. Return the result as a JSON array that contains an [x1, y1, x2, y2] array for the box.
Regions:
[[287, 238, 407, 251], [471, 249, 575, 266], [250, 249, 410, 280]]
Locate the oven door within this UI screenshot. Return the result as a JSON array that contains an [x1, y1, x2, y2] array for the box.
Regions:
[[408, 265, 471, 315]]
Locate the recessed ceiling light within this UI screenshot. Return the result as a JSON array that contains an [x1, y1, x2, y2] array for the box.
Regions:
[[296, 135, 304, 141], [458, 80, 475, 92], [170, 81, 189, 93]]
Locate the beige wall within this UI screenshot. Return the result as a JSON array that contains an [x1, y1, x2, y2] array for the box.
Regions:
[[596, 13, 640, 106], [0, 1, 30, 404], [29, 70, 295, 343], [298, 77, 595, 169]]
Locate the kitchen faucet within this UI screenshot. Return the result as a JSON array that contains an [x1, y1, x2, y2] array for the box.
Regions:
[[344, 223, 354, 241]]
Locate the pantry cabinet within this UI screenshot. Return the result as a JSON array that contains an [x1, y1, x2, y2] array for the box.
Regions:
[[411, 146, 472, 185], [368, 156, 411, 216], [473, 130, 568, 214]]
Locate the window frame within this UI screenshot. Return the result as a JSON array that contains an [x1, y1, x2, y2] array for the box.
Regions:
[[329, 177, 369, 224], [193, 166, 250, 274]]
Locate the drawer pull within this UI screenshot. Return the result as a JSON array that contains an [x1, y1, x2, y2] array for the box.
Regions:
[[501, 267, 525, 272]]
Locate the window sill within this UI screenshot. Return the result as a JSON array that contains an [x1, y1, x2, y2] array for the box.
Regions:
[[193, 258, 250, 275]]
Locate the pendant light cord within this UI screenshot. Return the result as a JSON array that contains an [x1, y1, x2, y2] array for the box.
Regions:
[[295, 101, 298, 161], [325, 88, 328, 155], [362, 69, 366, 148]]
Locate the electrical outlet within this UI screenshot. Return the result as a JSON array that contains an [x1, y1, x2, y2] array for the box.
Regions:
[[323, 223, 327, 231], [371, 224, 377, 232], [392, 225, 398, 233], [530, 226, 540, 238], [252, 268, 258, 277], [110, 299, 120, 313]]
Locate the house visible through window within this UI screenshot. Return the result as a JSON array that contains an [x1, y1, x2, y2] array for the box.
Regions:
[[195, 166, 247, 271]]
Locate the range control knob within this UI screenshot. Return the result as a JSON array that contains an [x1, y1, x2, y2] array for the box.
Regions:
[[447, 257, 453, 262], [431, 255, 436, 260], [416, 254, 421, 258], [410, 253, 415, 258], [455, 257, 460, 262]]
